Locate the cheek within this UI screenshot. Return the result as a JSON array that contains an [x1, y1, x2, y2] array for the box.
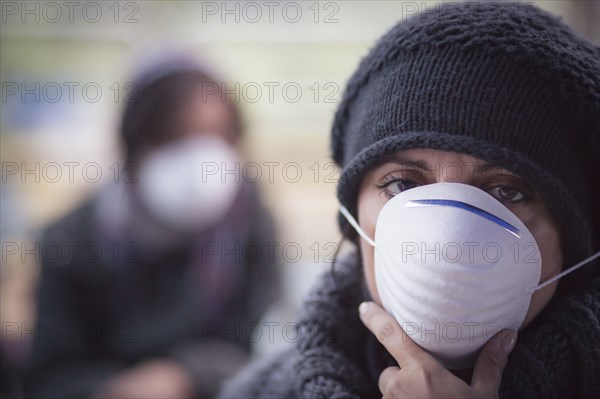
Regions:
[[523, 284, 557, 327], [360, 235, 381, 305], [521, 210, 563, 326], [357, 190, 386, 305]]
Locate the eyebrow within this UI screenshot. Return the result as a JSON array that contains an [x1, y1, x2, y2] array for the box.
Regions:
[[386, 154, 510, 175], [386, 155, 432, 171]]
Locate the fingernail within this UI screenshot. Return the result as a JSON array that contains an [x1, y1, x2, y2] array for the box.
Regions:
[[499, 329, 517, 354], [358, 301, 370, 315]]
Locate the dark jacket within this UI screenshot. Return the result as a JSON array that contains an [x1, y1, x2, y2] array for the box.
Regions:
[[25, 183, 280, 399], [219, 252, 600, 399]]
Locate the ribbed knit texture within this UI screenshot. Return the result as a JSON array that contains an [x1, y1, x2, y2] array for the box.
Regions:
[[331, 2, 600, 267], [219, 252, 600, 398]]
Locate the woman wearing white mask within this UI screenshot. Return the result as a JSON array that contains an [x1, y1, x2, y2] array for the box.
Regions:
[[25, 57, 280, 399], [220, 3, 599, 398]]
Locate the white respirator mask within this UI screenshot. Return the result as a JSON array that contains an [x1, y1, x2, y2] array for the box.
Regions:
[[137, 135, 241, 232], [340, 182, 599, 369]]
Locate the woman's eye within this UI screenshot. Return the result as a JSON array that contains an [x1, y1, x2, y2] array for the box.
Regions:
[[382, 179, 419, 196], [489, 185, 528, 204]]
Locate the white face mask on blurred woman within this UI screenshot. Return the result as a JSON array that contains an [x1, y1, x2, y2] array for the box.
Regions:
[[137, 135, 241, 232]]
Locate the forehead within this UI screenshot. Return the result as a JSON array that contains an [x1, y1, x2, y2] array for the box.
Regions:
[[384, 148, 512, 172], [362, 148, 517, 184], [384, 148, 486, 167]]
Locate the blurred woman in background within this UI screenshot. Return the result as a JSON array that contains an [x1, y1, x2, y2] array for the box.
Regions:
[[25, 56, 280, 399]]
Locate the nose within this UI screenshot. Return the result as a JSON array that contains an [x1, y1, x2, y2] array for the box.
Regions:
[[432, 157, 478, 185], [406, 199, 521, 238]]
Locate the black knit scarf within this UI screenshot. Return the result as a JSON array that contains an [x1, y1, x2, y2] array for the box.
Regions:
[[290, 252, 600, 398]]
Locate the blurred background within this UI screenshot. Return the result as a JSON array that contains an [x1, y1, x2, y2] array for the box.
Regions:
[[1, 0, 598, 396]]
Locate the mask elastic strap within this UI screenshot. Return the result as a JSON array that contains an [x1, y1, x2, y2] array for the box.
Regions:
[[339, 206, 377, 248], [526, 251, 600, 293]]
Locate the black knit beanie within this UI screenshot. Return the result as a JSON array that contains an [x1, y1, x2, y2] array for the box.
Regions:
[[332, 2, 600, 274]]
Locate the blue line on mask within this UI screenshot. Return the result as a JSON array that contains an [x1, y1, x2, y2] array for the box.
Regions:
[[406, 199, 521, 238]]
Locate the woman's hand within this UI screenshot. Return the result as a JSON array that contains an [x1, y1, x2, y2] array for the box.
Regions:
[[359, 301, 517, 399]]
